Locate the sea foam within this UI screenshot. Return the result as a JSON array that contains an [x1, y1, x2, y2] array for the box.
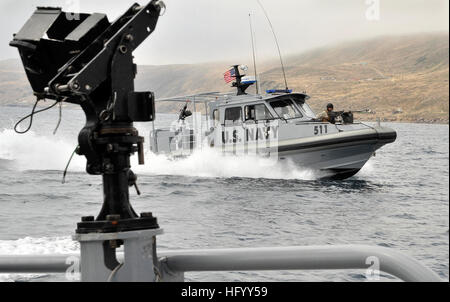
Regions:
[[0, 129, 318, 180]]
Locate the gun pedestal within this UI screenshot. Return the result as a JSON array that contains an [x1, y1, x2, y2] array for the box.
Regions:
[[74, 229, 163, 282], [72, 124, 163, 282], [75, 124, 159, 234], [11, 1, 166, 282]]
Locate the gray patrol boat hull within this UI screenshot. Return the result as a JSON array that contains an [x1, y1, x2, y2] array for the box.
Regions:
[[274, 125, 397, 179], [151, 121, 396, 180], [151, 92, 397, 180]]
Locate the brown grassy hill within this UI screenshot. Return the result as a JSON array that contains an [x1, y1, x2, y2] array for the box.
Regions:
[[276, 33, 449, 123], [139, 32, 449, 123], [1, 32, 448, 123]]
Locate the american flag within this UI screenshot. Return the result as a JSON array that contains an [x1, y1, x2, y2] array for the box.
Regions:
[[223, 68, 236, 83]]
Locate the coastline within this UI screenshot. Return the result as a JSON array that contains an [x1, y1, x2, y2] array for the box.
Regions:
[[352, 114, 449, 125], [1, 103, 448, 125]]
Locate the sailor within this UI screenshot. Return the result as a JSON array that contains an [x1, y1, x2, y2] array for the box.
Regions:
[[316, 103, 335, 123]]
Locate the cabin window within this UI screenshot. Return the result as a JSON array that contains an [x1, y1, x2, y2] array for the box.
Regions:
[[245, 104, 273, 121], [269, 99, 303, 120], [291, 98, 316, 119], [224, 107, 243, 126]]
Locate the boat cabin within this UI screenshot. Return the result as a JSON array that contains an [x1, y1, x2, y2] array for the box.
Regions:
[[208, 92, 317, 127]]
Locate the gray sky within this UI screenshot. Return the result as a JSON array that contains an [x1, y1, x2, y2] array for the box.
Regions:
[[0, 0, 448, 65]]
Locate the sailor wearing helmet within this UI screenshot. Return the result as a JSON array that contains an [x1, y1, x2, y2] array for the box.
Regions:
[[316, 103, 335, 123]]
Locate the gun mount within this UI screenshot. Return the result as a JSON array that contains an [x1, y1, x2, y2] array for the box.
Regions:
[[178, 103, 193, 121], [328, 111, 354, 124], [10, 1, 166, 234], [230, 65, 255, 96]]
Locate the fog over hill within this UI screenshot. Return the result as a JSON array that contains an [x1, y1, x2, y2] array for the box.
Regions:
[[1, 32, 448, 123]]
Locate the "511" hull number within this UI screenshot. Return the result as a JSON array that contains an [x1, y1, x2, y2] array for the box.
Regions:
[[314, 125, 328, 135]]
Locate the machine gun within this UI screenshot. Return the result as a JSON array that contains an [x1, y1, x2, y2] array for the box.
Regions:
[[178, 103, 193, 121], [328, 108, 373, 124], [10, 1, 165, 235], [327, 111, 353, 124]]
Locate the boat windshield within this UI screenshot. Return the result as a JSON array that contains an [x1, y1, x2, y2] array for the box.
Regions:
[[269, 99, 303, 120], [291, 98, 316, 119]]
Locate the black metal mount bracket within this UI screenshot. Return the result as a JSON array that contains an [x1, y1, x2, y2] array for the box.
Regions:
[[231, 65, 253, 96], [11, 1, 166, 234]]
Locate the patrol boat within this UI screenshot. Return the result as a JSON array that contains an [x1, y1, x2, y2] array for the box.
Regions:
[[150, 65, 397, 180]]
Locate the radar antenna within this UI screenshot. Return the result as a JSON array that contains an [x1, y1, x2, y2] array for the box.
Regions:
[[256, 0, 289, 91]]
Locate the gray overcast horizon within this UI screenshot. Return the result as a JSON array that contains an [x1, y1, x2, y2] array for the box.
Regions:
[[0, 0, 448, 66]]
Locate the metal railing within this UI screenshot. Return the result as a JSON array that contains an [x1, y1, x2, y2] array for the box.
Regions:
[[0, 245, 443, 282]]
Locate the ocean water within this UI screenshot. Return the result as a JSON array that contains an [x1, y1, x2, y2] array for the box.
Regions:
[[0, 104, 448, 282]]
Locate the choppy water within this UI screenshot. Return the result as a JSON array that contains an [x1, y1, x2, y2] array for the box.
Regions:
[[0, 104, 448, 282]]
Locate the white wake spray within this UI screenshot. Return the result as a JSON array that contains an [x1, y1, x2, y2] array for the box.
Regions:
[[0, 129, 85, 171], [0, 129, 318, 180], [135, 148, 319, 180]]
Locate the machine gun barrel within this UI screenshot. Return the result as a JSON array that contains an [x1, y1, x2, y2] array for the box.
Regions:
[[351, 109, 373, 114]]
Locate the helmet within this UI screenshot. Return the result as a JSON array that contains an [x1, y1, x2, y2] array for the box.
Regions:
[[327, 103, 334, 110]]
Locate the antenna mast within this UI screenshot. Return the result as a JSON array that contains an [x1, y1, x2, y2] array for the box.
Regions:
[[256, 0, 289, 91], [249, 13, 259, 95]]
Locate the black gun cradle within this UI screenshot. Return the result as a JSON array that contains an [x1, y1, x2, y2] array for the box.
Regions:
[[10, 1, 166, 234]]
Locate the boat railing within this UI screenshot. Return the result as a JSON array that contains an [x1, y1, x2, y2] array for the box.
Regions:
[[0, 245, 443, 282]]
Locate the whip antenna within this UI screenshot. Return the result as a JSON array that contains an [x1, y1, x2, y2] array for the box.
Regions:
[[249, 13, 260, 95], [256, 0, 289, 91]]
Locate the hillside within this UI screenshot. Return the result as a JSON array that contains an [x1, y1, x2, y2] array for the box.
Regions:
[[1, 32, 448, 123]]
